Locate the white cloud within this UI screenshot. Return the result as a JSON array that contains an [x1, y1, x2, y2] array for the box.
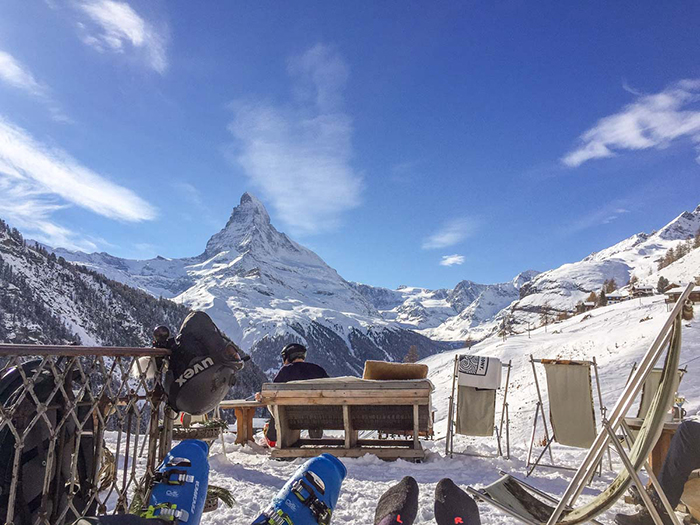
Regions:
[[0, 50, 69, 122], [422, 218, 477, 249], [74, 0, 168, 74], [228, 44, 362, 235], [565, 201, 631, 234], [0, 115, 155, 249], [439, 254, 465, 267], [563, 79, 700, 167]]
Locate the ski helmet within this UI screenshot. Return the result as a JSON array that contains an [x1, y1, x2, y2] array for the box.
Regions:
[[281, 343, 307, 362]]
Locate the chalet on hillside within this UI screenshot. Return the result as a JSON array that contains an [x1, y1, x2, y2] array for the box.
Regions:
[[576, 301, 596, 314], [632, 285, 654, 297], [665, 285, 700, 304], [606, 291, 627, 304]]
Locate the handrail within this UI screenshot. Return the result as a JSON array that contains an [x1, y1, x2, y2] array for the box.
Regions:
[[0, 343, 170, 357]]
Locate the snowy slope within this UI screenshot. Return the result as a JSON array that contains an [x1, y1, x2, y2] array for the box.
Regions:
[[485, 205, 700, 335], [642, 245, 700, 289], [50, 193, 449, 376], [132, 288, 700, 525], [0, 221, 188, 346]]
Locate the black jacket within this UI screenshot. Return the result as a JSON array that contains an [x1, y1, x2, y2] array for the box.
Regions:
[[273, 362, 329, 383]]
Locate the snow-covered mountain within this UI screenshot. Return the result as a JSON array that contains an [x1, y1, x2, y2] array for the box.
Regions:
[[0, 219, 268, 398], [45, 197, 700, 361], [504, 205, 700, 333], [50, 193, 450, 376], [351, 270, 540, 342]]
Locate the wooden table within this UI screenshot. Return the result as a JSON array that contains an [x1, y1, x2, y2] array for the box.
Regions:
[[261, 378, 433, 460], [219, 400, 266, 445], [625, 417, 682, 477]]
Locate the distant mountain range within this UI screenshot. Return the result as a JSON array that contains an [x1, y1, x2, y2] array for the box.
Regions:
[[4, 194, 699, 379]]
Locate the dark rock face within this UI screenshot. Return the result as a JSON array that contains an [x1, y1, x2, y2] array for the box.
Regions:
[[248, 320, 451, 378]]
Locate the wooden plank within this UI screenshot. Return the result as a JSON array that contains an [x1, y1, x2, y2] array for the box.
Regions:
[[219, 400, 266, 410], [0, 344, 170, 357], [343, 406, 357, 449], [413, 404, 420, 450], [271, 446, 425, 460], [295, 439, 346, 447], [234, 407, 247, 445], [262, 379, 432, 391], [260, 396, 430, 406], [274, 405, 300, 448], [262, 387, 431, 396], [261, 390, 430, 401]]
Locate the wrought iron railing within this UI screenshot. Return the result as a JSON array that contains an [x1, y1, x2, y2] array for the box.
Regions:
[[0, 344, 173, 525]]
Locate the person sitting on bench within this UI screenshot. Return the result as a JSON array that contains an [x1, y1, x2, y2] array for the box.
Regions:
[[616, 419, 700, 525], [255, 343, 329, 447]]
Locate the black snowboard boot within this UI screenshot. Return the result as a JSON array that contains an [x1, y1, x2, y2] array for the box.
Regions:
[[374, 476, 419, 525], [434, 478, 481, 525]]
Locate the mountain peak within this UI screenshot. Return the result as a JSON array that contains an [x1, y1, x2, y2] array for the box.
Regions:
[[228, 192, 270, 225], [656, 204, 700, 241], [205, 192, 276, 256]]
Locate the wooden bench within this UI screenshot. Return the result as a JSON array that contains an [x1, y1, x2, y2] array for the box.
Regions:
[[260, 377, 433, 460]]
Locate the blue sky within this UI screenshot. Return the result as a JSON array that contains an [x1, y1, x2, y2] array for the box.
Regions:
[[0, 1, 699, 290]]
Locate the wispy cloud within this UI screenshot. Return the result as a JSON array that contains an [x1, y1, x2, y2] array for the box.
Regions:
[[564, 200, 631, 234], [0, 115, 155, 249], [228, 43, 362, 235], [562, 79, 700, 167], [0, 50, 69, 122], [73, 0, 168, 74], [173, 182, 203, 207], [422, 218, 477, 249], [439, 254, 465, 267]]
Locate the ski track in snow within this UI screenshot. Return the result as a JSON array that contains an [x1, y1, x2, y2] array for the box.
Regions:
[[106, 296, 699, 524]]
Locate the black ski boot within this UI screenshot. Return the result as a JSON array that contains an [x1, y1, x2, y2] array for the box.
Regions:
[[434, 478, 481, 525], [374, 476, 419, 525]]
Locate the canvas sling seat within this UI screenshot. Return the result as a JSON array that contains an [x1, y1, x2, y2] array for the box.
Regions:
[[636, 367, 686, 420], [543, 361, 597, 448], [526, 357, 607, 475], [468, 283, 693, 525], [446, 355, 512, 458], [457, 387, 497, 436]]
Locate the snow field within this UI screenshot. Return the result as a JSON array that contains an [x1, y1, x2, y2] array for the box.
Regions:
[[196, 296, 699, 524]]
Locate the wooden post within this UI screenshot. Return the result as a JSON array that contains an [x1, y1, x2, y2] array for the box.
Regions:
[[343, 406, 357, 449], [413, 404, 420, 449], [234, 407, 247, 445]]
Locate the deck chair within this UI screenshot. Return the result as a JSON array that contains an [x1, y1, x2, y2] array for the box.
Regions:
[[445, 355, 512, 458], [630, 365, 686, 420], [526, 356, 609, 475], [466, 283, 694, 525]]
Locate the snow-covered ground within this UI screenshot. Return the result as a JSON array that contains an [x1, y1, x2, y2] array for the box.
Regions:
[[106, 294, 699, 524]]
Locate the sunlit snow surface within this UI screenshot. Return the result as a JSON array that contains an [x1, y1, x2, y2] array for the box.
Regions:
[[107, 296, 699, 524]]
